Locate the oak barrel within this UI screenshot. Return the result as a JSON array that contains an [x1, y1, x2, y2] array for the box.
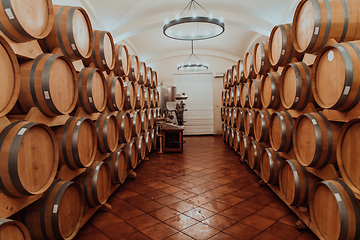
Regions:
[[130, 110, 142, 137], [0, 219, 30, 240], [269, 24, 303, 67], [115, 111, 132, 144], [227, 69, 233, 87], [106, 148, 127, 185], [147, 109, 155, 129], [337, 118, 360, 197], [12, 53, 77, 117], [152, 71, 158, 88], [237, 59, 246, 83], [106, 75, 124, 111], [39, 5, 93, 61], [83, 30, 115, 71], [244, 109, 256, 137], [144, 87, 151, 108], [0, 121, 58, 197], [140, 109, 149, 133], [228, 127, 235, 147], [254, 109, 272, 142], [0, 0, 53, 42], [0, 35, 20, 117], [309, 179, 360, 240], [226, 107, 232, 125], [222, 74, 227, 89], [236, 108, 245, 131], [77, 67, 107, 114], [269, 111, 294, 152], [292, 0, 360, 54], [146, 67, 153, 88], [294, 112, 341, 168], [221, 91, 226, 107], [123, 78, 136, 110], [134, 135, 146, 161], [54, 117, 96, 170], [114, 44, 130, 77], [261, 148, 283, 184], [249, 78, 262, 108], [254, 41, 271, 75], [233, 129, 241, 152], [244, 52, 255, 79], [231, 65, 238, 86], [279, 159, 315, 206], [312, 41, 360, 111], [128, 55, 140, 82], [150, 128, 157, 148], [248, 141, 264, 170], [280, 62, 313, 110], [139, 62, 147, 85], [239, 134, 251, 160], [81, 161, 110, 207], [123, 140, 138, 170], [134, 84, 145, 109], [25, 180, 83, 240], [261, 72, 281, 109], [233, 85, 241, 107], [95, 114, 119, 153], [144, 131, 152, 154], [230, 107, 237, 128], [240, 83, 250, 108]]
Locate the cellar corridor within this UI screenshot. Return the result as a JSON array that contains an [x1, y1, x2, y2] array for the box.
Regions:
[[74, 136, 318, 240]]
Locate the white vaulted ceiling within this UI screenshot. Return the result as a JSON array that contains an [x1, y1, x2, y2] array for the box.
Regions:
[[53, 0, 300, 75]]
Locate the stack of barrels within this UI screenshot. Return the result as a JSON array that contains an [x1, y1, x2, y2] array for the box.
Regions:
[[0, 1, 160, 240], [222, 0, 360, 239]]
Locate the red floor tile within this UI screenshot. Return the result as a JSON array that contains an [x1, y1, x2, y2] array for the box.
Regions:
[[224, 222, 262, 240], [202, 214, 237, 230], [164, 214, 198, 231], [182, 222, 220, 240], [149, 207, 180, 221], [186, 195, 212, 206], [202, 200, 231, 213], [141, 222, 178, 240], [126, 214, 160, 230], [75, 231, 110, 240], [208, 232, 239, 240], [183, 207, 216, 221], [155, 195, 182, 206], [220, 207, 253, 221], [101, 222, 138, 240], [90, 212, 123, 230], [241, 214, 276, 230]]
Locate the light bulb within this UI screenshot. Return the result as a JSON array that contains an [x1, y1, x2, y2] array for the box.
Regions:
[[192, 12, 197, 18], [165, 19, 169, 24], [209, 13, 213, 19], [175, 14, 180, 20]]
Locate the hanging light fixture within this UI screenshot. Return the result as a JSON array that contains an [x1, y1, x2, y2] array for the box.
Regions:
[[163, 0, 225, 41], [178, 41, 208, 71]]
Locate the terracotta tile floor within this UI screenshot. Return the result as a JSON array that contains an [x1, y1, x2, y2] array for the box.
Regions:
[[75, 136, 319, 240]]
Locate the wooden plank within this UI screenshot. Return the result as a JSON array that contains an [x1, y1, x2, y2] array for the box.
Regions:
[[56, 165, 86, 181], [0, 192, 42, 218]]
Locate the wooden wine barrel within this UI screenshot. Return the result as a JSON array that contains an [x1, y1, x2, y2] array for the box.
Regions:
[[312, 41, 360, 111], [130, 110, 141, 137], [237, 59, 246, 83], [134, 84, 145, 109], [294, 112, 341, 168], [221, 91, 226, 107], [54, 117, 96, 170], [231, 65, 238, 86], [226, 90, 232, 107], [128, 55, 140, 82], [0, 35, 20, 117], [244, 109, 256, 137], [261, 72, 281, 109], [143, 87, 151, 108], [0, 219, 30, 240], [25, 180, 83, 240], [226, 69, 233, 87], [96, 113, 119, 153], [233, 85, 241, 107], [221, 123, 226, 139], [269, 111, 294, 152], [139, 62, 147, 85], [310, 179, 360, 240], [140, 109, 149, 133], [12, 53, 77, 117], [337, 118, 360, 197], [254, 41, 271, 75], [83, 30, 115, 71], [239, 134, 251, 160], [123, 78, 136, 110], [82, 161, 110, 207], [38, 5, 93, 61], [77, 67, 107, 114], [279, 159, 315, 206], [0, 121, 58, 197], [115, 111, 132, 144], [240, 83, 250, 108], [292, 0, 360, 54], [236, 108, 245, 131], [106, 148, 127, 185], [156, 90, 160, 107], [134, 135, 146, 161], [106, 75, 124, 111], [0, 0, 53, 42], [249, 78, 262, 108], [123, 140, 138, 170], [114, 44, 130, 77], [254, 109, 272, 142], [244, 52, 255, 79], [261, 148, 283, 184], [222, 74, 227, 89], [280, 62, 313, 110], [269, 24, 303, 67], [229, 127, 235, 147], [248, 141, 264, 170], [230, 108, 237, 128], [146, 67, 153, 88], [150, 128, 157, 148], [233, 130, 241, 152], [152, 71, 158, 88], [224, 125, 230, 143], [147, 109, 155, 129], [226, 107, 232, 125], [144, 131, 152, 154]]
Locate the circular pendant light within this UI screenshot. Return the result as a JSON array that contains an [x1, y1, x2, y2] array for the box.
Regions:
[[178, 41, 208, 71], [163, 0, 225, 41]]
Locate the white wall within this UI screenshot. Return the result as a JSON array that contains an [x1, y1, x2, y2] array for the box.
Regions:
[[149, 55, 236, 135]]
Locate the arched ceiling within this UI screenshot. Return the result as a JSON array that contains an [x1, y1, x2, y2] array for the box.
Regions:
[[53, 0, 300, 66]]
